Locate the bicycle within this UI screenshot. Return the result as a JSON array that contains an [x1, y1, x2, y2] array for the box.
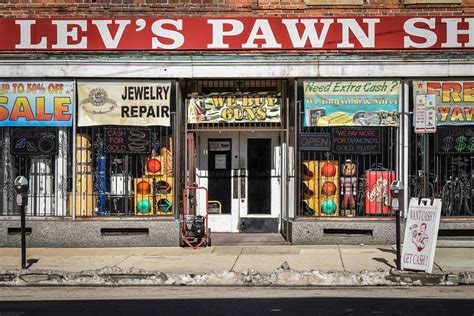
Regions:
[[441, 176, 463, 216], [408, 171, 437, 200]]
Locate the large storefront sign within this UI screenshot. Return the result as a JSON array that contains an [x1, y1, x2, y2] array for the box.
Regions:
[[187, 92, 281, 124], [0, 17, 473, 51], [78, 81, 171, 127], [303, 81, 400, 127], [0, 80, 74, 127], [414, 81, 474, 126]]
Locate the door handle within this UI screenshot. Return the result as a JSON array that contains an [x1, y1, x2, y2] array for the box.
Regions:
[[240, 168, 246, 199], [233, 169, 239, 199]]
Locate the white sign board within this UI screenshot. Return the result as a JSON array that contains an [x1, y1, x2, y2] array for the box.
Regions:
[[414, 94, 436, 133], [215, 154, 227, 170], [401, 198, 442, 273]]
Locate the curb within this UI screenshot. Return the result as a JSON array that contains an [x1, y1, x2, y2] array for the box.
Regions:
[[0, 264, 472, 287]]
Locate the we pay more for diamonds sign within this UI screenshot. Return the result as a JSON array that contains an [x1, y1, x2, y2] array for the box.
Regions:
[[402, 198, 442, 273]]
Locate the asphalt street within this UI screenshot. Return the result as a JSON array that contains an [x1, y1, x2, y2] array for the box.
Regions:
[[0, 286, 473, 315]]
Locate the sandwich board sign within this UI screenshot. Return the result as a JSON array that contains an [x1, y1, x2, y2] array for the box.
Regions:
[[401, 198, 442, 273]]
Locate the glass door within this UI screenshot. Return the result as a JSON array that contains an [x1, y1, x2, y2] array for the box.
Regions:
[[196, 132, 281, 233], [239, 132, 281, 232]]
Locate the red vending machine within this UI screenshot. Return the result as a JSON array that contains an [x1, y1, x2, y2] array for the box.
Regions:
[[365, 170, 396, 215]]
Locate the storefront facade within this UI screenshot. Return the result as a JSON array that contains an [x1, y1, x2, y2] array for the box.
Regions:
[[0, 8, 474, 246]]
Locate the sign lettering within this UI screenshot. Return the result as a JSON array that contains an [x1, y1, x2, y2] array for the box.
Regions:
[[1, 17, 473, 51]]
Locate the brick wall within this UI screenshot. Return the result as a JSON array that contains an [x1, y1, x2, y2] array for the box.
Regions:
[[1, 0, 473, 18]]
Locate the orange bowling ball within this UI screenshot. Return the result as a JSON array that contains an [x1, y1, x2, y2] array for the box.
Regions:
[[137, 181, 151, 195], [321, 181, 337, 196], [321, 162, 336, 177]]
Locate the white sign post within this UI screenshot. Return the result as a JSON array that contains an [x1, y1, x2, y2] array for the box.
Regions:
[[415, 94, 436, 133], [401, 198, 442, 273]]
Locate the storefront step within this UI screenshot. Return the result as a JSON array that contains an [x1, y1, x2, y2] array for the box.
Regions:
[[289, 220, 474, 245], [212, 233, 288, 246]]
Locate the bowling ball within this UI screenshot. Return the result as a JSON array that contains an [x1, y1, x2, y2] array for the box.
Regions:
[[137, 181, 151, 195], [321, 200, 337, 215], [321, 182, 337, 196], [136, 200, 151, 213], [147, 158, 161, 173], [321, 162, 336, 177]]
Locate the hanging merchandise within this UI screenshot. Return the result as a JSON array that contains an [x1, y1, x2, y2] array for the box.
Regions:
[[95, 136, 107, 215], [27, 156, 53, 216], [365, 169, 396, 215], [134, 151, 173, 215], [302, 161, 317, 216], [340, 159, 358, 216], [70, 134, 95, 217], [320, 161, 339, 216], [302, 160, 339, 216]]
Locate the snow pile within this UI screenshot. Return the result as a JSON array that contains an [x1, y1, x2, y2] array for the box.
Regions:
[[0, 262, 470, 287]]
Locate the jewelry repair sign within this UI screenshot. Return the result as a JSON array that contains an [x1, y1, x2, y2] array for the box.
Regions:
[[401, 198, 442, 273], [0, 80, 74, 127], [78, 81, 171, 127]]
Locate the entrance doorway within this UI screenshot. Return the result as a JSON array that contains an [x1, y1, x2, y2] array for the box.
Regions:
[[196, 132, 281, 233]]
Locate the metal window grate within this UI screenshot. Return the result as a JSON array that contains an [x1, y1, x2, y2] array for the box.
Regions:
[[0, 127, 72, 216]]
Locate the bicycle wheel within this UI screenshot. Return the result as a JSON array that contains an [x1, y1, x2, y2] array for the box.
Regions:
[[441, 183, 452, 216], [452, 180, 463, 216]]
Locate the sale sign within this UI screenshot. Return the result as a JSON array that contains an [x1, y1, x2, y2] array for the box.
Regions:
[[0, 81, 74, 127], [414, 81, 474, 126]]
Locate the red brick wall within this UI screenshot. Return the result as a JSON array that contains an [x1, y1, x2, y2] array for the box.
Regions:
[[1, 0, 473, 18]]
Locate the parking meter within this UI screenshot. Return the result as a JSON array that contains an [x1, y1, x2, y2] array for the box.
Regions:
[[390, 180, 403, 212], [390, 180, 403, 270], [14, 176, 29, 207], [14, 176, 28, 269]]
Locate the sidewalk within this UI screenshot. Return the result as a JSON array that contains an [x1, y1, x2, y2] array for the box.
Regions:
[[0, 245, 473, 274]]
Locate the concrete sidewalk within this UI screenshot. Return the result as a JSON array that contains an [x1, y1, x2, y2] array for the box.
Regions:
[[0, 245, 472, 274]]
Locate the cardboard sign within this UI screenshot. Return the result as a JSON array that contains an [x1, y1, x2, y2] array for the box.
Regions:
[[10, 128, 58, 155], [402, 198, 442, 273], [304, 81, 400, 127], [332, 128, 381, 154], [0, 81, 74, 127], [104, 127, 152, 154], [436, 127, 474, 155], [299, 133, 331, 151], [78, 81, 171, 127]]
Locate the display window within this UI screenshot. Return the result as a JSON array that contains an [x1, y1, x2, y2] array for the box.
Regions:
[[0, 80, 74, 216], [73, 80, 176, 217], [410, 80, 474, 217], [297, 80, 400, 218]]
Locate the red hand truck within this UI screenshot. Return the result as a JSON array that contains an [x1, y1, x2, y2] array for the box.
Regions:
[[181, 186, 211, 249]]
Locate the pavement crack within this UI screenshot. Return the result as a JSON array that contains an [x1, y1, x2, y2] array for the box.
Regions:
[[337, 245, 346, 272], [230, 247, 244, 272]]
